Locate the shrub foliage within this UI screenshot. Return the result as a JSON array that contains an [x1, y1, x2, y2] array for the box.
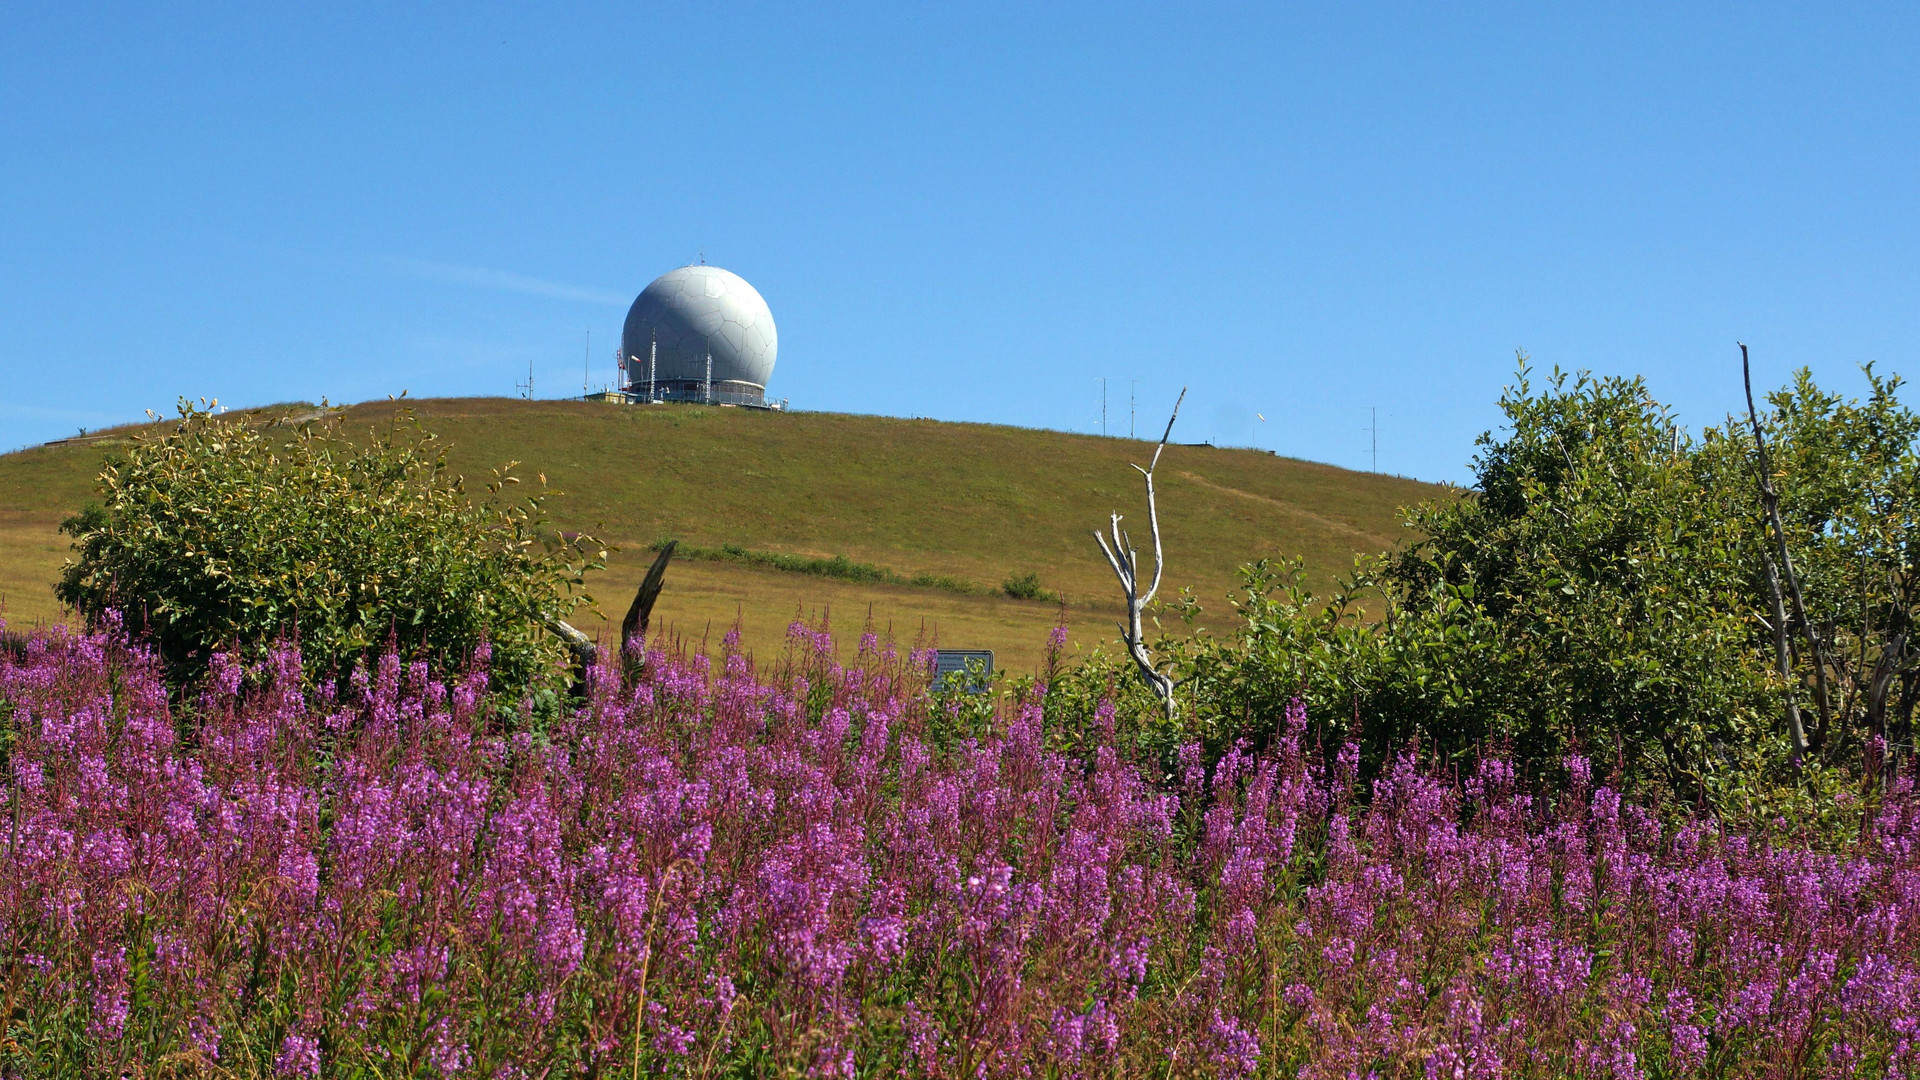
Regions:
[[1063, 363, 1920, 814], [1001, 570, 1059, 602], [55, 401, 603, 689]]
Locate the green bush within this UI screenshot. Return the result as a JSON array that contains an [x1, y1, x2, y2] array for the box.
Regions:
[[1129, 365, 1776, 803], [1071, 362, 1920, 819], [1001, 571, 1058, 602], [1750, 365, 1920, 762], [56, 401, 604, 689], [1381, 366, 1776, 798]]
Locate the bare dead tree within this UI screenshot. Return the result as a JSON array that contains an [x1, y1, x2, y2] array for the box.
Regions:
[[622, 541, 677, 656], [1743, 342, 1822, 761], [1095, 387, 1187, 718], [544, 541, 678, 698], [1752, 531, 1809, 763], [547, 616, 597, 701]]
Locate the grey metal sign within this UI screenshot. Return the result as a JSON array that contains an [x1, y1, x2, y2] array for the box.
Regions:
[[932, 649, 994, 693]]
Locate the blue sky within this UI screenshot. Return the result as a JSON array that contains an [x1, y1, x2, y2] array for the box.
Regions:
[[3, 3, 1915, 482]]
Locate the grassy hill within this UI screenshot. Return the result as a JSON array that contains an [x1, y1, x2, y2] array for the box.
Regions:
[[0, 398, 1449, 672]]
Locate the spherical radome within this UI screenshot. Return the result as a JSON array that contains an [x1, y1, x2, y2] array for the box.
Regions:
[[620, 265, 777, 402]]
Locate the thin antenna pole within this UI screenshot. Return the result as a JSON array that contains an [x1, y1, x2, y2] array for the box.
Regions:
[[1370, 407, 1378, 473], [1101, 377, 1107, 436], [584, 330, 591, 396], [1130, 379, 1137, 439], [649, 331, 657, 403]]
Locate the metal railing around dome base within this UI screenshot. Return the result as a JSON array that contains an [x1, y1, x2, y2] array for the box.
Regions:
[[611, 380, 778, 409]]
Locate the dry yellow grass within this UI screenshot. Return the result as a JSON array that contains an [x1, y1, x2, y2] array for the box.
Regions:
[[0, 514, 72, 631], [575, 558, 1075, 674]]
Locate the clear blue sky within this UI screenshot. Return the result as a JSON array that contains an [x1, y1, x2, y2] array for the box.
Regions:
[[3, 3, 1915, 482]]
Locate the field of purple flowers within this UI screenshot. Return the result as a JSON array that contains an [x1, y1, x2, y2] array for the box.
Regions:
[[4, 620, 1919, 1079]]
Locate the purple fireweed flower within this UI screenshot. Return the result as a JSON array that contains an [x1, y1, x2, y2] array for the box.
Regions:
[[1664, 988, 1707, 1073], [1205, 1011, 1261, 1079], [274, 1032, 320, 1077], [7, 624, 1920, 1075]]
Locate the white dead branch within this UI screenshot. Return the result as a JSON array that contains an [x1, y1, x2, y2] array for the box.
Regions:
[[1094, 387, 1187, 718]]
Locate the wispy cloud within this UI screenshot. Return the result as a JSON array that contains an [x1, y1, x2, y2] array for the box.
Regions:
[[383, 257, 630, 307]]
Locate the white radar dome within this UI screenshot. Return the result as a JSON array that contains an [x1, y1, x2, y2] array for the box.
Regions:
[[620, 265, 777, 405]]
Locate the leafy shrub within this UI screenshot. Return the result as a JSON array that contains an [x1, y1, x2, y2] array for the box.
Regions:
[[1001, 570, 1058, 602], [1750, 365, 1920, 762], [55, 401, 602, 688], [1382, 366, 1776, 796], [1095, 363, 1920, 816]]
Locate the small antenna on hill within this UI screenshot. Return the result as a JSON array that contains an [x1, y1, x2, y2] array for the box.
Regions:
[[517, 357, 533, 400], [1367, 406, 1378, 473], [584, 330, 591, 396], [1130, 379, 1137, 440], [1101, 377, 1108, 436]]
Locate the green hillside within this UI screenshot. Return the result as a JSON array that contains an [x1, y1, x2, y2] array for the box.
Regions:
[[0, 398, 1448, 671]]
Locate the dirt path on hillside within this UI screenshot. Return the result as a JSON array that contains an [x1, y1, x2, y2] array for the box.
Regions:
[[1175, 471, 1393, 546]]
